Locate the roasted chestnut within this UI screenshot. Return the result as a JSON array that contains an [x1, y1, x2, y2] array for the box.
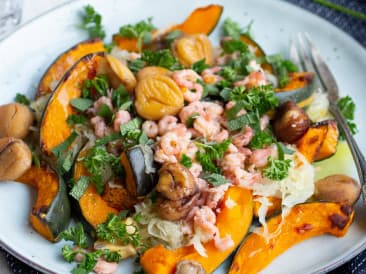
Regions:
[[137, 66, 172, 81], [315, 174, 361, 206], [157, 193, 199, 221], [175, 260, 206, 274], [273, 101, 310, 143], [0, 103, 34, 139]]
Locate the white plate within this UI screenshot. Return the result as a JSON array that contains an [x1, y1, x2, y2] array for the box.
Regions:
[[0, 0, 365, 273]]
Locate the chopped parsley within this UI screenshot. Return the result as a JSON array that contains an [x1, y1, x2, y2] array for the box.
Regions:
[[51, 131, 78, 158], [195, 139, 231, 173], [191, 59, 209, 74], [128, 59, 145, 73], [112, 85, 132, 111], [95, 132, 122, 146], [80, 5, 105, 39], [96, 214, 141, 246], [15, 93, 30, 106], [66, 114, 88, 126], [222, 39, 248, 54], [203, 173, 229, 186], [69, 176, 90, 201], [119, 17, 155, 51], [337, 95, 358, 139], [265, 54, 298, 88], [70, 98, 93, 112], [180, 154, 193, 168], [140, 49, 182, 70], [82, 74, 109, 98], [219, 66, 238, 82], [227, 111, 261, 132], [223, 18, 242, 40], [249, 130, 274, 149], [96, 104, 114, 124], [263, 156, 292, 181], [57, 223, 88, 248]]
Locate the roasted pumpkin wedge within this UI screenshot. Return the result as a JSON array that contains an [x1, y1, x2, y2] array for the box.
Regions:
[[120, 145, 156, 197], [40, 53, 104, 155], [16, 165, 71, 242], [140, 187, 253, 274], [253, 195, 282, 218], [73, 147, 118, 227], [113, 5, 223, 52], [37, 39, 105, 98], [275, 72, 315, 106], [314, 120, 339, 161], [229, 202, 354, 274]]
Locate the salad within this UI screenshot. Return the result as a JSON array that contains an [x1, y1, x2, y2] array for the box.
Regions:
[[0, 4, 360, 274]]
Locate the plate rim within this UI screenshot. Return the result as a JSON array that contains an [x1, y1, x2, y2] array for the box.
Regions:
[[0, 0, 365, 273]]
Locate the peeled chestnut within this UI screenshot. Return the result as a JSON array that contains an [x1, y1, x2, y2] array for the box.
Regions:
[[273, 101, 310, 143], [137, 66, 172, 81], [157, 193, 199, 221], [0, 137, 32, 181], [0, 103, 34, 139], [175, 260, 206, 274], [315, 174, 361, 206]]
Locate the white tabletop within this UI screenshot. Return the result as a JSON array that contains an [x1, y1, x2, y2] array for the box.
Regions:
[[1, 1, 71, 272]]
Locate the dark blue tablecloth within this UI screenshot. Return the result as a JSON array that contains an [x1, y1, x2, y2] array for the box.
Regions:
[[1, 0, 365, 273]]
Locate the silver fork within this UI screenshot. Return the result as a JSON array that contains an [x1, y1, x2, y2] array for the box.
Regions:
[[290, 33, 366, 204]]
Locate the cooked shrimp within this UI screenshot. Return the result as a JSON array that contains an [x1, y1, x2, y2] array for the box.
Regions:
[[142, 120, 158, 138], [158, 115, 178, 135], [249, 145, 278, 168], [260, 114, 270, 130], [91, 116, 108, 138], [228, 167, 261, 187], [183, 142, 198, 159], [154, 146, 178, 164], [183, 85, 203, 103], [234, 71, 267, 88], [193, 116, 220, 140], [92, 96, 113, 114], [193, 206, 217, 237], [113, 110, 131, 131], [172, 69, 204, 103], [179, 102, 204, 124], [93, 258, 119, 274], [160, 132, 181, 155], [214, 234, 234, 251], [189, 162, 202, 178], [201, 101, 224, 119], [247, 60, 262, 72], [201, 66, 222, 84], [221, 152, 245, 172], [232, 126, 254, 148], [215, 129, 229, 143], [203, 184, 230, 209]]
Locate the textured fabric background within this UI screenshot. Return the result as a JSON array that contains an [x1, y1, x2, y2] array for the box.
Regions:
[[1, 0, 365, 273]]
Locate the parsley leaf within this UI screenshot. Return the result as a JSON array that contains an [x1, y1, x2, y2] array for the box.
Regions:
[[128, 59, 145, 73], [227, 111, 260, 132], [51, 131, 78, 157], [96, 104, 114, 124], [95, 132, 122, 146], [120, 118, 142, 135], [80, 5, 105, 39], [196, 139, 231, 173], [119, 18, 155, 52], [82, 75, 109, 98], [57, 223, 88, 248], [203, 173, 229, 186], [140, 49, 182, 70], [112, 85, 132, 110], [265, 54, 298, 88], [15, 93, 30, 106], [70, 98, 93, 112], [249, 130, 274, 149], [96, 214, 141, 246], [191, 59, 209, 74], [70, 176, 90, 201], [219, 66, 238, 82], [67, 114, 88, 126], [337, 95, 358, 139], [263, 157, 292, 181], [223, 18, 242, 40], [180, 154, 193, 168], [62, 245, 77, 263], [222, 39, 248, 54], [185, 113, 200, 128]]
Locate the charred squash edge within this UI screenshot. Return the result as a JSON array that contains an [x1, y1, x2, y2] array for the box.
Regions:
[[314, 120, 339, 161]]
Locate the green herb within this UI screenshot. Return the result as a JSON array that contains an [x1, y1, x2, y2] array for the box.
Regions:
[[62, 151, 74, 174], [165, 30, 182, 45], [133, 212, 143, 223], [96, 104, 114, 123], [128, 59, 145, 73], [51, 131, 78, 157], [72, 251, 100, 274], [222, 39, 248, 54], [119, 18, 155, 52], [314, 0, 366, 20], [201, 82, 220, 98], [227, 111, 260, 132], [276, 142, 295, 160], [61, 245, 77, 263], [223, 18, 242, 40], [263, 157, 292, 181], [266, 55, 297, 88], [337, 95, 358, 139], [66, 114, 88, 126], [180, 154, 193, 168], [249, 130, 274, 149], [15, 93, 30, 106], [71, 98, 93, 112], [138, 131, 149, 145], [70, 176, 90, 201], [80, 5, 105, 39], [102, 249, 122, 262], [120, 118, 142, 136], [82, 75, 109, 98], [95, 132, 122, 146], [203, 173, 229, 186], [185, 113, 200, 128], [195, 139, 231, 173], [96, 214, 141, 246], [242, 20, 254, 39], [219, 66, 238, 82], [57, 223, 88, 248], [29, 145, 41, 168], [191, 59, 209, 74], [140, 49, 182, 70], [112, 85, 132, 110]]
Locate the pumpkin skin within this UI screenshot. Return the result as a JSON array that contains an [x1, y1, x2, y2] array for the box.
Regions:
[[16, 165, 71, 242], [37, 39, 105, 98], [39, 52, 105, 155], [140, 186, 253, 274], [229, 202, 354, 274]]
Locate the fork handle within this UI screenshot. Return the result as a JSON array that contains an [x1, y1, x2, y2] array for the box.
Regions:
[[329, 102, 366, 203]]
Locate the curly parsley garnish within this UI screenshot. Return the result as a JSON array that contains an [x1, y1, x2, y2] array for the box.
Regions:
[[80, 5, 105, 39], [263, 157, 292, 181], [337, 95, 358, 139], [195, 139, 231, 173]]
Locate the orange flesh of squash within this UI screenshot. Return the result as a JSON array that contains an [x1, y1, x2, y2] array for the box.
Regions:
[[253, 196, 282, 217], [37, 39, 105, 98], [140, 186, 253, 274], [40, 54, 103, 155], [276, 72, 314, 92], [229, 202, 354, 274], [17, 166, 59, 241], [314, 120, 339, 161], [74, 149, 118, 227], [297, 124, 328, 163]]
